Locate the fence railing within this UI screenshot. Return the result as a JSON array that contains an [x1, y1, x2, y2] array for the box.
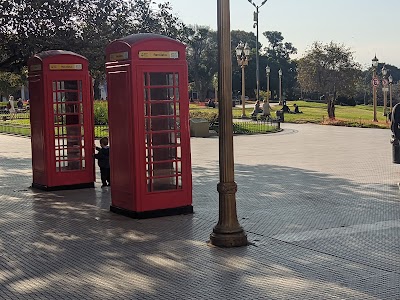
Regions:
[[0, 122, 31, 136], [0, 111, 30, 121], [211, 118, 280, 134], [94, 125, 109, 138], [0, 123, 110, 138], [0, 119, 280, 138]]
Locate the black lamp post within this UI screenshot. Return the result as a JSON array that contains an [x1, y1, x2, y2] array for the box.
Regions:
[[235, 42, 251, 118], [372, 55, 379, 122], [247, 0, 268, 102]]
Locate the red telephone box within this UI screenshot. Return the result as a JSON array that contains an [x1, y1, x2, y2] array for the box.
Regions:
[[106, 33, 193, 218], [28, 50, 95, 190]]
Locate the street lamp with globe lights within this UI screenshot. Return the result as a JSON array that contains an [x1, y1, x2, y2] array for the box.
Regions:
[[278, 69, 283, 105], [389, 74, 393, 115], [382, 65, 388, 118], [265, 65, 270, 105], [247, 0, 268, 102], [372, 55, 379, 122], [236, 42, 251, 118]]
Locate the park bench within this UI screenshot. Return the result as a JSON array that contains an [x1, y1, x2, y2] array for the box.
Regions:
[[251, 113, 282, 122], [250, 113, 282, 129], [17, 108, 27, 113], [251, 113, 268, 121]]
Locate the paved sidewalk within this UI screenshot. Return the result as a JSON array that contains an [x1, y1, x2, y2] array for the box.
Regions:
[[0, 123, 399, 299]]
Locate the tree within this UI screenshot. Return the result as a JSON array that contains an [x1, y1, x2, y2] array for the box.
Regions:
[[297, 42, 361, 119], [0, 1, 185, 69], [185, 26, 218, 101], [78, 0, 186, 98], [0, 0, 187, 98], [0, 71, 24, 100], [262, 31, 297, 100], [263, 31, 297, 60], [0, 0, 80, 72]]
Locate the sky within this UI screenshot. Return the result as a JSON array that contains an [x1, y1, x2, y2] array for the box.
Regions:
[[160, 0, 400, 69]]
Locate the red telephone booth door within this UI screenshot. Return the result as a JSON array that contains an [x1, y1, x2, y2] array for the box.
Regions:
[[137, 66, 192, 212], [50, 75, 93, 183]]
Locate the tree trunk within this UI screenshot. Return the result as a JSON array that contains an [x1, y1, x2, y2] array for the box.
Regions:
[[197, 88, 206, 102], [93, 77, 101, 100], [195, 82, 208, 102], [327, 93, 336, 119]]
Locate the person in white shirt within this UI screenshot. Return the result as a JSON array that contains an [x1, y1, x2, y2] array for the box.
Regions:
[[262, 100, 271, 118], [8, 95, 16, 119]]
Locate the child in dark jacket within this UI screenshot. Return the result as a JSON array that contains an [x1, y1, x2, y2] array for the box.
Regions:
[[94, 137, 110, 187]]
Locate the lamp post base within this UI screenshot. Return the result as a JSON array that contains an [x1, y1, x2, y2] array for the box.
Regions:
[[209, 228, 248, 248]]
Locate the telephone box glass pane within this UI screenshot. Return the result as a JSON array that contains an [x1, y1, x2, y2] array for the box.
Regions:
[[149, 73, 174, 86], [149, 88, 175, 101], [52, 80, 85, 172], [149, 117, 176, 131], [147, 132, 178, 145], [150, 103, 174, 116]]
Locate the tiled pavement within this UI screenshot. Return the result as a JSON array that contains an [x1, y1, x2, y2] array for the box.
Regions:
[[0, 123, 399, 299]]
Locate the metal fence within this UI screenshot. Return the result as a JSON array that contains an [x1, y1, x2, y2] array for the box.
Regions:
[[0, 112, 30, 121], [0, 122, 110, 138], [0, 122, 31, 136], [0, 118, 280, 138], [211, 118, 280, 134], [94, 125, 109, 138]]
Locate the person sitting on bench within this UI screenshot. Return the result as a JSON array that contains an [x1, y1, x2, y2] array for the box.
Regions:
[[251, 100, 263, 116], [207, 98, 216, 108]]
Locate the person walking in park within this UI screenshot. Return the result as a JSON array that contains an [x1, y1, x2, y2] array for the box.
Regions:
[[94, 137, 110, 187], [7, 95, 16, 119], [262, 100, 271, 118]]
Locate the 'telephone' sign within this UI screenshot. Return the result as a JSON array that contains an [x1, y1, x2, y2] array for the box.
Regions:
[[49, 64, 83, 71], [30, 64, 42, 72], [109, 51, 129, 61], [138, 51, 179, 59]]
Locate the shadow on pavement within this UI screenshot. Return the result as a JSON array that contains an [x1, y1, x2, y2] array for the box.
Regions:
[[0, 155, 398, 299]]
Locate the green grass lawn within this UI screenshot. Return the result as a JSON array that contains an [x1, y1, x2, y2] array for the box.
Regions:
[[1, 101, 391, 137], [0, 122, 31, 136], [190, 101, 390, 129]]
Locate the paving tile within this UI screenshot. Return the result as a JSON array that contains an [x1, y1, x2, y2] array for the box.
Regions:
[[0, 124, 399, 299]]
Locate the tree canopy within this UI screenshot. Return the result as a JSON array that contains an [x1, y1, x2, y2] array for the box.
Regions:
[[185, 26, 218, 101], [1, 1, 394, 105], [297, 42, 361, 118], [262, 31, 297, 100], [0, 0, 185, 73]]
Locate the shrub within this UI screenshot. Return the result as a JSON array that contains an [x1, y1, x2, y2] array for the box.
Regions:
[[93, 100, 108, 125], [189, 110, 218, 123], [337, 96, 356, 106]]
